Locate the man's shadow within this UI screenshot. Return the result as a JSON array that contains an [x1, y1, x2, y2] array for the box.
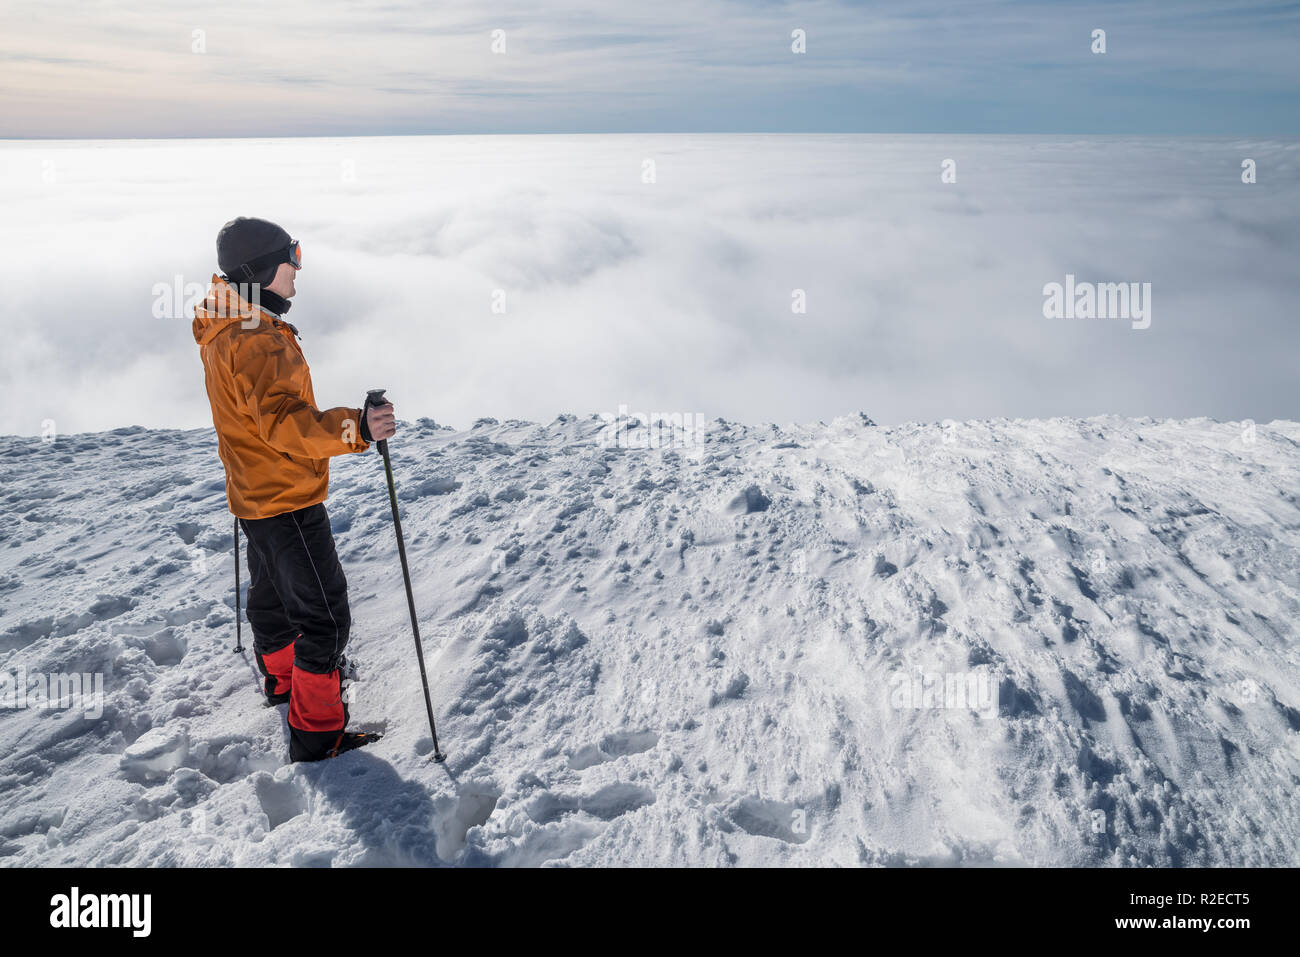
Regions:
[[237, 648, 461, 866], [305, 749, 454, 866], [277, 713, 462, 867]]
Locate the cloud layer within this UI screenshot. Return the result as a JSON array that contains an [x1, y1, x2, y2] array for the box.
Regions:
[[0, 133, 1296, 437]]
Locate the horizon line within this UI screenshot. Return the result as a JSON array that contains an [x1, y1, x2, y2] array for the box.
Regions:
[[4, 130, 1299, 143]]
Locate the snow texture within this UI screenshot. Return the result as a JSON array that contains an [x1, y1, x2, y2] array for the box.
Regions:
[[1, 413, 1298, 866]]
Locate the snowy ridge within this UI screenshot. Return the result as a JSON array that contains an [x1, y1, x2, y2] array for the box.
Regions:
[[1, 413, 1298, 866]]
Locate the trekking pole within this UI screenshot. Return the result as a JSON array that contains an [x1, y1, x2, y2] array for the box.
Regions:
[[366, 389, 446, 763], [234, 517, 244, 653]]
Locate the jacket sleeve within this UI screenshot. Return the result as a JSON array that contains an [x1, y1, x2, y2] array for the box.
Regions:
[[232, 333, 370, 458]]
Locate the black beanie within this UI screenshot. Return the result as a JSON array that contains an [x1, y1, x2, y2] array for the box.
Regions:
[[216, 217, 292, 288]]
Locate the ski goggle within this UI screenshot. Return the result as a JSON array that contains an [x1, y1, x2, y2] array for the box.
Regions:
[[230, 240, 302, 281]]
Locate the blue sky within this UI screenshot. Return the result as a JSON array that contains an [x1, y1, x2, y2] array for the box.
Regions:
[[1, 0, 1298, 137]]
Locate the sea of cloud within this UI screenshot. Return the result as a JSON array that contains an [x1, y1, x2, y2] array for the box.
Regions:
[[0, 133, 1296, 437]]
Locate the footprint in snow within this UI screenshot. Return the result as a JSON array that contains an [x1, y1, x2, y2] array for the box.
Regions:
[[432, 783, 501, 860], [567, 730, 659, 770], [253, 773, 309, 830], [724, 796, 811, 845], [524, 782, 656, 825]]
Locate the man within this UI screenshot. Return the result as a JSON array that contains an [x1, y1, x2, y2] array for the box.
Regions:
[[192, 216, 395, 762]]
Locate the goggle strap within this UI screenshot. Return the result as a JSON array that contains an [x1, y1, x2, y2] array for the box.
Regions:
[[232, 243, 298, 280]]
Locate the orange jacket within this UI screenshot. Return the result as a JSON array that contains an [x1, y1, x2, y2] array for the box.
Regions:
[[193, 275, 369, 519]]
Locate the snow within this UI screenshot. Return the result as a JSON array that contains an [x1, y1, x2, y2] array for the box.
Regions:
[[1, 413, 1298, 866]]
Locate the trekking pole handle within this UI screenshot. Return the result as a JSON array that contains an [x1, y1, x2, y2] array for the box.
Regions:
[[365, 389, 391, 448]]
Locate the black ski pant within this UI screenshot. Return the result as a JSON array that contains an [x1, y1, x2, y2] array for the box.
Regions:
[[239, 502, 351, 759]]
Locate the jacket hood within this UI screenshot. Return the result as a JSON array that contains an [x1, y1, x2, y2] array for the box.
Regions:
[[192, 274, 271, 345]]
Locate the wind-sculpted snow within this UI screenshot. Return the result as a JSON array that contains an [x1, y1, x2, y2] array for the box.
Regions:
[[0, 414, 1298, 866]]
